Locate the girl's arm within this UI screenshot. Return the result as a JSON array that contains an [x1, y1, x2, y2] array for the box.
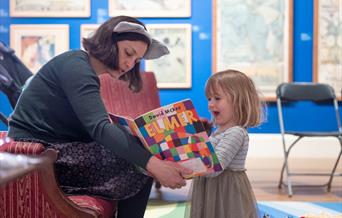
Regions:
[[206, 127, 245, 177]]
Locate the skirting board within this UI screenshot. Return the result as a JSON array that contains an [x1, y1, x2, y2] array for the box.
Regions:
[[248, 134, 341, 158]]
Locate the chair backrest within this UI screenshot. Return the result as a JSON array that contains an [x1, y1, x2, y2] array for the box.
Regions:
[[99, 72, 161, 118], [276, 82, 342, 133], [276, 82, 336, 102]]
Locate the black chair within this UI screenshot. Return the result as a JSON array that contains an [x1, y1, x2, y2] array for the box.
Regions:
[[0, 41, 33, 126], [276, 82, 342, 196]]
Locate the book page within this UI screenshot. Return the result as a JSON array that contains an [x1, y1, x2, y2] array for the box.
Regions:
[[108, 113, 137, 136], [179, 158, 208, 178]]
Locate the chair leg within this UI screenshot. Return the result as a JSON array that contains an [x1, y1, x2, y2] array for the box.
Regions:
[[284, 157, 293, 197], [278, 149, 293, 196], [279, 137, 301, 196], [327, 137, 342, 191], [278, 160, 286, 189], [278, 136, 288, 189]]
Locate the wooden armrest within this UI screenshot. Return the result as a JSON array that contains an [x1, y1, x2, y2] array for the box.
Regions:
[[0, 151, 45, 186], [38, 149, 99, 218], [0, 149, 99, 218]]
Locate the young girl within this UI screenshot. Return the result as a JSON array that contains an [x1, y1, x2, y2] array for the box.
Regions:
[[188, 69, 264, 218]]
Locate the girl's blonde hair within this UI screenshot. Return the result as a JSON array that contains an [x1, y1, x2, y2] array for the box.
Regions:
[[205, 69, 265, 128]]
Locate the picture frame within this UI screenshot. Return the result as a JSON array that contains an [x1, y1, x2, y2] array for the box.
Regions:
[[108, 0, 191, 17], [313, 0, 342, 100], [10, 0, 90, 17], [10, 24, 69, 74], [145, 24, 192, 89], [213, 0, 293, 100], [80, 24, 100, 49]]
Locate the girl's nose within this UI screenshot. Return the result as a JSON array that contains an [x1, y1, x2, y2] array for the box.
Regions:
[[208, 101, 214, 108]]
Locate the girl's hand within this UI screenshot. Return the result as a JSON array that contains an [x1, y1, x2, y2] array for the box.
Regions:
[[146, 156, 192, 189], [200, 117, 213, 136]]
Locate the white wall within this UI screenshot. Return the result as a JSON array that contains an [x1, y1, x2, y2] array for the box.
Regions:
[[248, 134, 341, 158]]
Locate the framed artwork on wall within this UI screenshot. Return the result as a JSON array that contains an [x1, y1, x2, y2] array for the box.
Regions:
[[145, 24, 192, 89], [10, 24, 69, 74], [313, 0, 342, 100], [80, 24, 100, 49], [108, 0, 191, 17], [213, 0, 293, 100], [10, 0, 90, 17]]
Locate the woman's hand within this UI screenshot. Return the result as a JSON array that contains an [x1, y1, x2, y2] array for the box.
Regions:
[[146, 156, 192, 189]]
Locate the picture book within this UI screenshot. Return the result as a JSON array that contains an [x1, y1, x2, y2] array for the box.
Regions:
[[109, 99, 222, 178]]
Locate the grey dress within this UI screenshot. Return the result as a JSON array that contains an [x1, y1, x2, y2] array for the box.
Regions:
[[187, 126, 259, 218]]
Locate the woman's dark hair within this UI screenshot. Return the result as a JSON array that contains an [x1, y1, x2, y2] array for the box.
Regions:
[[83, 16, 150, 92]]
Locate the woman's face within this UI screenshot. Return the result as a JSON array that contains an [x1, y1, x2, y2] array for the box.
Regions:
[[108, 40, 148, 78]]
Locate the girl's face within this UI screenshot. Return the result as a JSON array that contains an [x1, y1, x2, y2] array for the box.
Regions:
[[108, 40, 148, 78], [207, 86, 237, 131]]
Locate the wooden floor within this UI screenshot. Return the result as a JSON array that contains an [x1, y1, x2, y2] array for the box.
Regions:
[[246, 157, 341, 201], [149, 157, 342, 202]]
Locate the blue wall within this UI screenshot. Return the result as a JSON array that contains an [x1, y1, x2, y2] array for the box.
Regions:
[[0, 0, 341, 132]]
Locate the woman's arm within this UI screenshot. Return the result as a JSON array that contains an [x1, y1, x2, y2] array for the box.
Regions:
[[57, 57, 152, 168]]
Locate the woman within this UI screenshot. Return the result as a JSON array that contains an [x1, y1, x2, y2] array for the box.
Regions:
[[8, 16, 191, 218]]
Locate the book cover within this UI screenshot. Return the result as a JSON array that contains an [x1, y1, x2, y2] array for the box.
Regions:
[[109, 99, 222, 178]]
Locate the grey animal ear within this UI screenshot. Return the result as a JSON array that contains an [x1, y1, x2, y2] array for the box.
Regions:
[[113, 21, 170, 60], [143, 38, 170, 60]]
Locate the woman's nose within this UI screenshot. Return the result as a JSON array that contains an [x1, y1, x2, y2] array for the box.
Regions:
[[125, 58, 135, 71]]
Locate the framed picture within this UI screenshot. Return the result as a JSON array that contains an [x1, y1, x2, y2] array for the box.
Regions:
[[10, 24, 69, 74], [108, 0, 191, 17], [145, 24, 192, 89], [10, 0, 90, 17], [213, 0, 293, 100], [313, 0, 342, 100], [80, 24, 100, 49]]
